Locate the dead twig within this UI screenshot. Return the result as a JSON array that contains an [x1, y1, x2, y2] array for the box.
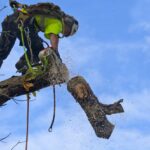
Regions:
[[0, 133, 11, 143], [11, 141, 25, 150], [0, 6, 7, 12]]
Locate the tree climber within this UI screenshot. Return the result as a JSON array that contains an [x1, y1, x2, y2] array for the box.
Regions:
[[0, 0, 79, 73]]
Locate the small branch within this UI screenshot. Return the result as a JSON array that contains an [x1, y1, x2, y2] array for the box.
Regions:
[[13, 99, 36, 102], [0, 92, 35, 105], [101, 99, 124, 115], [0, 6, 7, 12], [11, 141, 26, 150], [12, 98, 36, 105], [0, 133, 11, 142]]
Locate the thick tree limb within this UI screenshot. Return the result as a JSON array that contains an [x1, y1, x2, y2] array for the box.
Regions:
[[0, 50, 124, 139], [0, 50, 69, 106], [67, 76, 124, 139]]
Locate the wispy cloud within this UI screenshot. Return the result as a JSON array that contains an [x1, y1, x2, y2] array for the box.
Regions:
[[1, 69, 150, 149], [129, 0, 150, 33], [1, 0, 150, 149], [1, 95, 150, 150]]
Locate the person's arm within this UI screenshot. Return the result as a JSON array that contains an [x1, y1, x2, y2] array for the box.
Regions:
[[49, 33, 59, 51]]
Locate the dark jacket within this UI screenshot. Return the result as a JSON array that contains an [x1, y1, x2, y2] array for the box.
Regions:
[[0, 11, 44, 69]]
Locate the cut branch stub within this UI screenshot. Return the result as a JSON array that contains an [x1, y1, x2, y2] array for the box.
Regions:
[[67, 76, 124, 139]]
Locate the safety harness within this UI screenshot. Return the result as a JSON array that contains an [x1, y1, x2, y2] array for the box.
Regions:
[[18, 20, 33, 70], [17, 11, 58, 150]]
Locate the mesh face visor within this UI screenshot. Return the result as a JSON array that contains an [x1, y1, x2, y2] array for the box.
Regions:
[[64, 16, 79, 37], [70, 20, 78, 36]]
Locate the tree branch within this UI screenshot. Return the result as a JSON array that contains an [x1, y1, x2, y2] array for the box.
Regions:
[[67, 76, 124, 139], [0, 50, 124, 139]]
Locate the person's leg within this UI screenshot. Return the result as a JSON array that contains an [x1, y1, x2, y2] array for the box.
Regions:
[[15, 37, 44, 73], [0, 13, 18, 67], [25, 18, 45, 61]]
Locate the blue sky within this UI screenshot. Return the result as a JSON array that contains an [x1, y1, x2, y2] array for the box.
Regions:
[[0, 0, 150, 150]]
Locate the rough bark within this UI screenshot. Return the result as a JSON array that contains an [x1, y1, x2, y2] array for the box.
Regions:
[[67, 76, 124, 139], [0, 50, 124, 139], [0, 50, 69, 105]]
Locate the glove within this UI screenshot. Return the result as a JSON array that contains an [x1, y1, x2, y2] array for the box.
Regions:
[[38, 47, 53, 62], [9, 0, 19, 8], [50, 47, 62, 62]]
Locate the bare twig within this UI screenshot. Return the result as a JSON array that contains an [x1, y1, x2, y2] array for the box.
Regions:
[[0, 133, 11, 142], [12, 98, 36, 105], [11, 141, 25, 150], [0, 93, 17, 103], [14, 99, 36, 102], [0, 6, 7, 12]]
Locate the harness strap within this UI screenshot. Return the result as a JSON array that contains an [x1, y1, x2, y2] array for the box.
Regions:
[[24, 27, 34, 64], [0, 6, 7, 12], [18, 20, 32, 70]]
